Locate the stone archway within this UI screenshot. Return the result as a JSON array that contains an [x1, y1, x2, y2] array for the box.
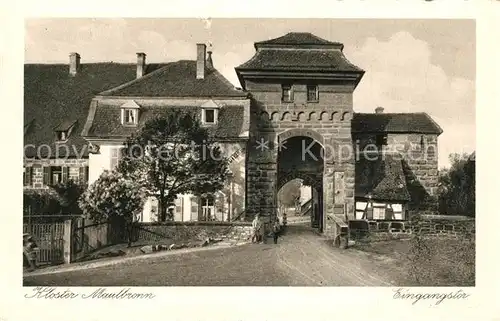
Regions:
[[277, 134, 325, 232], [278, 128, 325, 147]]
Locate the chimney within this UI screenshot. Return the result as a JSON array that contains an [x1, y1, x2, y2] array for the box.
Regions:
[[136, 52, 146, 78], [196, 43, 207, 79], [69, 52, 80, 76], [206, 50, 213, 69], [375, 106, 384, 114]]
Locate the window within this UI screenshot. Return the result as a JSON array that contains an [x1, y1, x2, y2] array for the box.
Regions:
[[51, 167, 62, 185], [202, 108, 218, 125], [79, 166, 89, 185], [307, 85, 319, 102], [123, 109, 137, 125], [205, 109, 215, 124], [373, 206, 386, 220], [23, 167, 33, 186], [120, 100, 141, 125], [43, 166, 68, 185], [282, 84, 293, 102], [376, 134, 387, 147], [201, 195, 215, 221], [110, 147, 123, 169], [392, 204, 404, 220], [56, 131, 68, 142], [174, 197, 183, 221]]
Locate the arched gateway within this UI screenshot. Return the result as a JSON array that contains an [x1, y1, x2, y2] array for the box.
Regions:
[[235, 32, 365, 238]]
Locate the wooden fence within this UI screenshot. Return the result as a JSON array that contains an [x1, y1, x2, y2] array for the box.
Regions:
[[23, 222, 66, 265], [24, 218, 118, 266], [71, 219, 110, 261]]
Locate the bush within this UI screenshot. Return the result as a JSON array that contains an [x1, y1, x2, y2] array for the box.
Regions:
[[23, 189, 63, 215], [52, 180, 85, 214], [23, 180, 86, 223], [79, 170, 146, 247], [406, 234, 475, 286]]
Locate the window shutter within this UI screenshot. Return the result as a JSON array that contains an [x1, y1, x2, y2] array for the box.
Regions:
[[190, 197, 198, 221], [385, 206, 395, 220], [42, 167, 51, 185], [79, 166, 89, 185], [26, 167, 32, 186], [175, 197, 182, 221], [366, 207, 374, 220], [62, 167, 69, 183]]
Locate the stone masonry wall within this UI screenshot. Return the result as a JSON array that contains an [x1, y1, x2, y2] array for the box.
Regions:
[[245, 80, 356, 237], [135, 222, 254, 243], [24, 158, 89, 189], [354, 132, 439, 212]]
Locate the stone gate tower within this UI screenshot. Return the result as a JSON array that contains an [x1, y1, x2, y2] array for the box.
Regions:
[[235, 32, 364, 237]]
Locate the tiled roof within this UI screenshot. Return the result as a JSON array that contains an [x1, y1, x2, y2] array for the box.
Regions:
[[24, 63, 163, 158], [352, 113, 443, 135], [255, 32, 343, 48], [355, 153, 411, 201], [86, 105, 246, 140], [235, 49, 363, 72], [99, 60, 247, 98]]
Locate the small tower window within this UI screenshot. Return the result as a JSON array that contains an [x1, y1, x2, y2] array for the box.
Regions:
[[282, 84, 293, 102], [307, 85, 319, 102], [376, 134, 388, 148]]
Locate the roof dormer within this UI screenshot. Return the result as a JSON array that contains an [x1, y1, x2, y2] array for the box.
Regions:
[[121, 100, 141, 126], [201, 99, 220, 126], [54, 120, 77, 143]]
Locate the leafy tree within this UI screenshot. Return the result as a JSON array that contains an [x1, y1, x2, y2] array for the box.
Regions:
[[117, 110, 229, 221], [278, 179, 302, 208], [52, 180, 86, 214], [437, 152, 475, 217], [78, 170, 145, 246], [23, 189, 64, 223], [23, 180, 86, 223]]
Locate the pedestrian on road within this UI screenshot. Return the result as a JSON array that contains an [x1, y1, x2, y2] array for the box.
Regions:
[[272, 218, 281, 244], [23, 233, 38, 271], [252, 214, 263, 243]]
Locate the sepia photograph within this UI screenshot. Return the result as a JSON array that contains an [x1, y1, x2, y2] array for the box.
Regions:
[[22, 18, 476, 287]]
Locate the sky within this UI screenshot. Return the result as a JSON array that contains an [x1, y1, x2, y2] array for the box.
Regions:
[[25, 18, 476, 169]]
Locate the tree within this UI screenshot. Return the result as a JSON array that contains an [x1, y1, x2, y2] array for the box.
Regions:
[[78, 170, 145, 246], [278, 179, 302, 208], [52, 180, 86, 214], [437, 152, 475, 217], [117, 110, 229, 221], [23, 180, 86, 223], [23, 188, 64, 223]]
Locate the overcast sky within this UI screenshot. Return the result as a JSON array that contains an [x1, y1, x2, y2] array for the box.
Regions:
[[25, 18, 475, 169]]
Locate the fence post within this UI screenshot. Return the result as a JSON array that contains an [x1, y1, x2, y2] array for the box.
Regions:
[[63, 219, 72, 264]]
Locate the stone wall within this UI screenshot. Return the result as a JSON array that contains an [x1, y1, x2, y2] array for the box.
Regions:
[[245, 79, 356, 238], [349, 216, 475, 243], [134, 221, 254, 243], [353, 132, 439, 212], [24, 158, 89, 189]]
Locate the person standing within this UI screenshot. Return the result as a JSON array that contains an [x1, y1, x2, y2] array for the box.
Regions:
[[272, 218, 281, 244], [252, 214, 262, 243], [23, 234, 38, 271]]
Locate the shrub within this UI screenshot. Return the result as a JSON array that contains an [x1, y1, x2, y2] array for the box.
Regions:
[[406, 233, 475, 286], [23, 188, 63, 216], [52, 180, 85, 214], [79, 170, 146, 247]]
